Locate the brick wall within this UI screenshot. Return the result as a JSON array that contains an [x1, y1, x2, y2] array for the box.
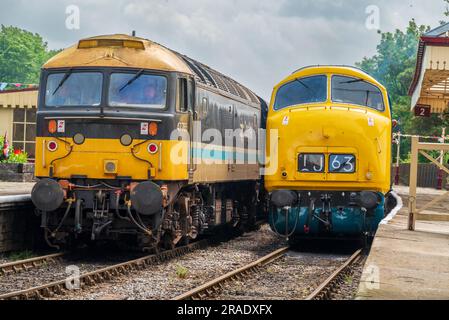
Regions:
[[0, 164, 35, 183], [0, 197, 36, 253]]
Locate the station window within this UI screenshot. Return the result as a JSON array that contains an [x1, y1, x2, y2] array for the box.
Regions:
[[12, 108, 36, 159]]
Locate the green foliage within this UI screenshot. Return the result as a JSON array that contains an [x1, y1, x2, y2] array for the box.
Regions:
[[175, 265, 189, 279], [8, 250, 35, 261], [5, 151, 28, 164], [0, 25, 59, 84], [356, 20, 428, 104], [0, 135, 28, 164], [356, 20, 442, 162]]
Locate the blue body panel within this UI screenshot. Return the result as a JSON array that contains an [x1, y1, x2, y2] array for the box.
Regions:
[[269, 194, 385, 237]]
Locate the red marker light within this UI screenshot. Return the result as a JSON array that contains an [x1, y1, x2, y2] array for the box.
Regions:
[[47, 141, 58, 152], [148, 143, 158, 154]]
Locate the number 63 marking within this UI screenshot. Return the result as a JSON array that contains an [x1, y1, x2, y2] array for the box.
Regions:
[[330, 155, 355, 173]]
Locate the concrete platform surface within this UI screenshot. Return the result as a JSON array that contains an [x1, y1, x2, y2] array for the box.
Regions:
[[0, 182, 35, 197], [357, 186, 449, 300]]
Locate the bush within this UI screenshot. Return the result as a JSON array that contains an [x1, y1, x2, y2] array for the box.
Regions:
[[0, 136, 28, 164]]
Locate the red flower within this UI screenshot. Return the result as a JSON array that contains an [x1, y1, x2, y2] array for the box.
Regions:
[[14, 149, 22, 155]]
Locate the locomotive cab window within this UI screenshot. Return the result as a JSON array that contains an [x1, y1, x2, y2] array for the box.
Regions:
[[331, 75, 385, 111], [109, 73, 167, 108], [274, 75, 327, 110], [177, 78, 194, 112], [45, 72, 103, 107]]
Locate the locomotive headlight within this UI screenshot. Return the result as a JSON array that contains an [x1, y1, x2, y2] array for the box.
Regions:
[[104, 160, 118, 174], [366, 171, 374, 181], [120, 134, 133, 146], [73, 133, 85, 145], [149, 122, 158, 136], [48, 120, 57, 134]]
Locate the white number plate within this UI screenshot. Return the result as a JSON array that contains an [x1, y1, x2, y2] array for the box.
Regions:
[[329, 154, 356, 173]]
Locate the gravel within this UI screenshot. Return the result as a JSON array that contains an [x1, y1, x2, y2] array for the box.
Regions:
[[0, 252, 141, 296], [209, 251, 350, 300], [56, 225, 288, 300], [331, 256, 367, 300], [0, 225, 366, 300]]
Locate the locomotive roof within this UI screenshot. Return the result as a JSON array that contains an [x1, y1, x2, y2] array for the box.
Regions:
[[275, 65, 385, 91], [44, 34, 260, 105]]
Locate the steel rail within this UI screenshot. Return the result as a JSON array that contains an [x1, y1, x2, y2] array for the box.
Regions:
[[173, 246, 289, 301], [0, 240, 207, 300], [305, 249, 363, 300], [0, 253, 65, 276]]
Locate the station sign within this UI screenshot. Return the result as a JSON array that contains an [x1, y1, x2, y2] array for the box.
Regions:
[[414, 104, 431, 118]]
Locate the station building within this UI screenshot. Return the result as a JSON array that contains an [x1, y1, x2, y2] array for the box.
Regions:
[[409, 22, 449, 114], [0, 88, 38, 159]]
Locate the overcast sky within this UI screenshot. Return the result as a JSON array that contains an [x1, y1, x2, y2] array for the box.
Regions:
[[0, 0, 447, 99]]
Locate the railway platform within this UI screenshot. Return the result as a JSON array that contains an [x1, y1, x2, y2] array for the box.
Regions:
[[357, 186, 449, 300], [0, 182, 34, 197]]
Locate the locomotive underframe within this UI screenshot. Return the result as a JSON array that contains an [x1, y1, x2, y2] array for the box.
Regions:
[[40, 180, 260, 250], [269, 190, 386, 240]]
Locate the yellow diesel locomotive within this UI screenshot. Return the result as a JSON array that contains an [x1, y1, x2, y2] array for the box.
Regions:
[[31, 34, 266, 250], [265, 66, 393, 240]]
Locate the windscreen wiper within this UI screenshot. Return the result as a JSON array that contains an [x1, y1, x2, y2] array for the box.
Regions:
[[295, 79, 310, 89], [340, 78, 364, 84], [119, 69, 144, 92], [52, 69, 73, 95]]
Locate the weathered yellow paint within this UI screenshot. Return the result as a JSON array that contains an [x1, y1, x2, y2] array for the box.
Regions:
[[35, 137, 189, 181], [44, 34, 193, 75], [265, 66, 392, 194]]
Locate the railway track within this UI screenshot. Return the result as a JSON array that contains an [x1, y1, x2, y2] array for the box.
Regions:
[[0, 240, 207, 300], [306, 249, 363, 300], [173, 248, 363, 301], [173, 247, 290, 300], [0, 253, 65, 276]]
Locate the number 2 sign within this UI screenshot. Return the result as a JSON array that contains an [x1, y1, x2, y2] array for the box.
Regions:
[[414, 105, 431, 118]]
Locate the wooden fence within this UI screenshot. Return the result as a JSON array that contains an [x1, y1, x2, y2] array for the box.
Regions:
[[396, 163, 449, 188]]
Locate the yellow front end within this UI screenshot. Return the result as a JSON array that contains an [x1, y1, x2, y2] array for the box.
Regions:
[[35, 137, 189, 181], [265, 106, 392, 193], [265, 66, 392, 194]]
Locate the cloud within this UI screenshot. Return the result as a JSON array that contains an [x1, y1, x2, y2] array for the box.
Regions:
[[0, 0, 447, 100]]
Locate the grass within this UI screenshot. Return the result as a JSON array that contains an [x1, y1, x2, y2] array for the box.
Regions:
[[176, 265, 189, 279], [344, 274, 353, 285], [8, 250, 35, 261]]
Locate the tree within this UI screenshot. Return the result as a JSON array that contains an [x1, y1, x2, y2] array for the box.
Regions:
[[356, 20, 432, 161], [0, 25, 59, 84]]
